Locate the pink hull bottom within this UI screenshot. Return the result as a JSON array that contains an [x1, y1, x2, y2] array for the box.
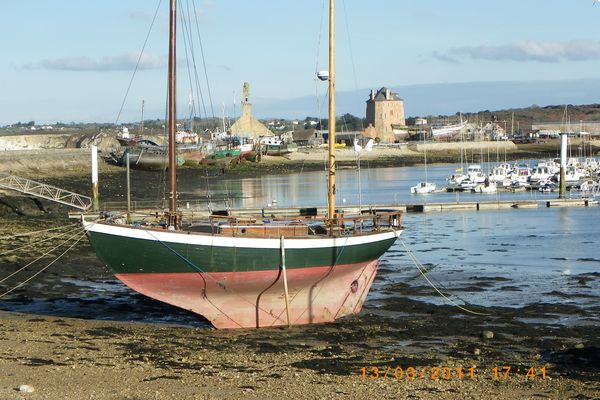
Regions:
[[115, 260, 379, 329]]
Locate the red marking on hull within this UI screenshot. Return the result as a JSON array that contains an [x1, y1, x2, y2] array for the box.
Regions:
[[115, 261, 378, 329]]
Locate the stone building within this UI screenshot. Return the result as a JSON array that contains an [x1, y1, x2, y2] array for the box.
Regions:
[[229, 82, 272, 139], [364, 87, 405, 143]]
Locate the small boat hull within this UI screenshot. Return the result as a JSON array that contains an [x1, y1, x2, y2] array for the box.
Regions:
[[115, 260, 378, 329], [84, 221, 400, 329]]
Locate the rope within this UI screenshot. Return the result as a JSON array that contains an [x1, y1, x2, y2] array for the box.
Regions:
[[399, 239, 490, 316], [0, 232, 85, 299], [1, 225, 80, 256], [0, 223, 79, 241], [0, 228, 84, 284]]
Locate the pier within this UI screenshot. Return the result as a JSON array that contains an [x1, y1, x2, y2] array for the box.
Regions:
[[68, 196, 596, 222]]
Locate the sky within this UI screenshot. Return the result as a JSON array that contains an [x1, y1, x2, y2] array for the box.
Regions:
[[2, 0, 600, 125]]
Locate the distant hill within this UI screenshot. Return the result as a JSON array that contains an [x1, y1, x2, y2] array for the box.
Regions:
[[426, 103, 600, 133], [252, 78, 600, 131]]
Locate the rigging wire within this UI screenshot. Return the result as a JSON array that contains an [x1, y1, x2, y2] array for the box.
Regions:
[[181, 0, 207, 120], [115, 0, 163, 125], [191, 0, 216, 119], [179, 1, 201, 119], [341, 0, 361, 126]]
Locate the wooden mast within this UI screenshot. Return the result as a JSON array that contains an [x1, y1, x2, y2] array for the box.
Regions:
[[167, 0, 179, 228], [327, 0, 336, 232]]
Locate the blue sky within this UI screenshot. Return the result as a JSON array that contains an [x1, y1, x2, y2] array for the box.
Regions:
[[2, 0, 600, 125]]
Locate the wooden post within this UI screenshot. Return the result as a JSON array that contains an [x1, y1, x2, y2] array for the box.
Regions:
[[280, 236, 291, 327], [126, 152, 131, 223], [559, 133, 568, 199], [91, 145, 99, 211]]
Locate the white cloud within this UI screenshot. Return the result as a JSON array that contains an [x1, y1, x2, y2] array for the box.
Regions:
[[437, 40, 600, 63], [23, 53, 167, 71]]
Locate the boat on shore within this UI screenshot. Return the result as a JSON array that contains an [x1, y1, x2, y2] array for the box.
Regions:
[[83, 0, 402, 329], [260, 136, 298, 156], [431, 119, 468, 139]]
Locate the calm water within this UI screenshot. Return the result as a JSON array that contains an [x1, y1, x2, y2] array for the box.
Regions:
[[2, 162, 599, 327], [178, 162, 590, 210]]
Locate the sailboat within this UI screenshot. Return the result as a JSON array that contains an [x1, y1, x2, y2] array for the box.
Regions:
[[82, 0, 402, 329], [410, 144, 436, 194]]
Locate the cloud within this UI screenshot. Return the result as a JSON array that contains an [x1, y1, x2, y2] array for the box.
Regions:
[[23, 53, 167, 71], [432, 51, 459, 64], [439, 40, 600, 63]]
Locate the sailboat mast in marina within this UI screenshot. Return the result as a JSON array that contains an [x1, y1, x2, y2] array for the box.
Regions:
[[82, 0, 403, 329], [167, 0, 179, 229], [327, 0, 337, 231]]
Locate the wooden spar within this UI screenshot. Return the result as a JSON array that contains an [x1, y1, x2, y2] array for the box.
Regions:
[[167, 0, 178, 227], [280, 236, 291, 327], [327, 0, 336, 231]]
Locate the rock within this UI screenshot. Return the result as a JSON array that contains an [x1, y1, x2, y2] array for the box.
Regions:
[[481, 330, 494, 340], [473, 348, 481, 356], [19, 384, 35, 393], [574, 343, 584, 349]]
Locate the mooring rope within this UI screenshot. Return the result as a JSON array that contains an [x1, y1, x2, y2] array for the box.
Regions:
[[0, 228, 84, 284], [1, 225, 80, 256], [0, 222, 79, 241], [0, 232, 85, 299], [399, 239, 490, 316]]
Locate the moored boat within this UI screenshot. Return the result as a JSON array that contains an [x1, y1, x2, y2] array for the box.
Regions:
[[410, 181, 436, 194], [83, 0, 402, 329]]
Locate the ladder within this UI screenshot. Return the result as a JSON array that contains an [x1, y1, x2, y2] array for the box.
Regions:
[[0, 173, 92, 211]]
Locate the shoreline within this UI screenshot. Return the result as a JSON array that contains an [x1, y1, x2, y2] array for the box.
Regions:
[[2, 139, 597, 181]]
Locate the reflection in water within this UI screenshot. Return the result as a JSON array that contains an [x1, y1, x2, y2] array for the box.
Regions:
[[178, 163, 584, 210]]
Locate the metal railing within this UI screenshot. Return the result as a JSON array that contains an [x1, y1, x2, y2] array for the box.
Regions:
[[0, 173, 92, 211]]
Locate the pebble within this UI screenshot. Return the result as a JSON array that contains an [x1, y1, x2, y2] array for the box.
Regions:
[[473, 348, 481, 356], [19, 384, 35, 393], [481, 330, 494, 340], [574, 343, 584, 349]]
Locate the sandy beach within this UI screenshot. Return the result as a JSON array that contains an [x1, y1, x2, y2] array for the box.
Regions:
[[0, 306, 598, 400]]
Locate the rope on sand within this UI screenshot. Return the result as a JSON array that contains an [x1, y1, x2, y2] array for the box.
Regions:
[[0, 223, 80, 241], [1, 224, 81, 256], [399, 239, 490, 316], [0, 232, 85, 299]]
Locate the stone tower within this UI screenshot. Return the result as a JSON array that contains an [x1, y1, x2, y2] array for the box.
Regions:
[[364, 87, 405, 143], [229, 82, 272, 139]]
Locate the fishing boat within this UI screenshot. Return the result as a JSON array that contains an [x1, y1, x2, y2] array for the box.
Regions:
[[260, 136, 298, 156], [82, 0, 402, 329]]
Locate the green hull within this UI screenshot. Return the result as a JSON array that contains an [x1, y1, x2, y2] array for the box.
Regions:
[[86, 223, 398, 275]]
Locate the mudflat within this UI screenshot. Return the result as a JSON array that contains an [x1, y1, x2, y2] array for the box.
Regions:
[[0, 303, 598, 399]]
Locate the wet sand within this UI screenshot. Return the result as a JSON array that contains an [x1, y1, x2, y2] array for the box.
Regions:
[[0, 306, 598, 400]]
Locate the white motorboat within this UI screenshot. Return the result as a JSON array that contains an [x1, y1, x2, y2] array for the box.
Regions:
[[410, 181, 437, 194], [472, 180, 497, 193]]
